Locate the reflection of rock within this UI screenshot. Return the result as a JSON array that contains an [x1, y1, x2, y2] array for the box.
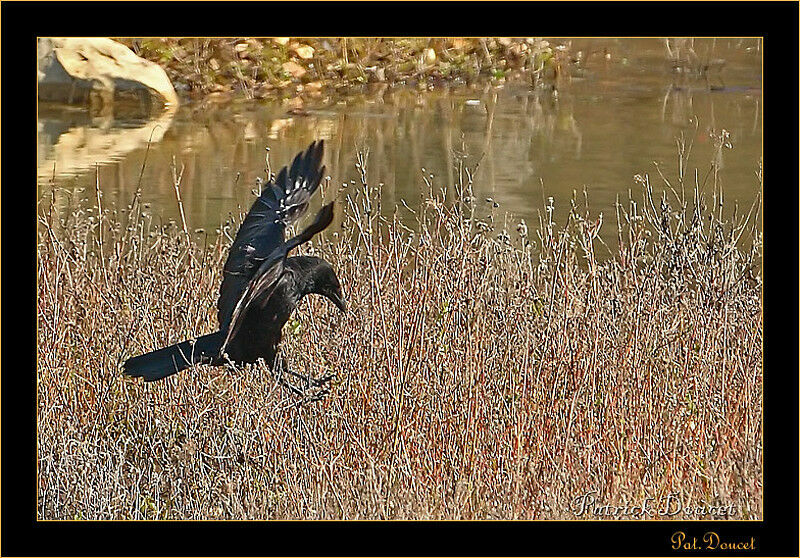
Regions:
[[38, 38, 178, 110], [37, 104, 177, 182]]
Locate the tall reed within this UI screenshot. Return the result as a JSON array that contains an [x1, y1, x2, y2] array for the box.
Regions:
[[37, 144, 762, 520]]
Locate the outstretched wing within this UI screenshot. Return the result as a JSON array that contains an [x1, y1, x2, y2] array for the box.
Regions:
[[219, 203, 336, 354], [218, 141, 326, 329]]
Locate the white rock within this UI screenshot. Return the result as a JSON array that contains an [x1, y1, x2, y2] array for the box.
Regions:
[[38, 38, 178, 108]]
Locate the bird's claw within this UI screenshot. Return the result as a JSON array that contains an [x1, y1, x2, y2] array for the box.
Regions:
[[276, 369, 335, 401], [303, 372, 336, 402], [313, 371, 336, 387]]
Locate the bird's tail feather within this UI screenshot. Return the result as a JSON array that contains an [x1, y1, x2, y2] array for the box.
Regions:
[[123, 331, 224, 382]]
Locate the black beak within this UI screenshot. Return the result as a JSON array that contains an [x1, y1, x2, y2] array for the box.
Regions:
[[333, 293, 347, 313], [323, 288, 346, 313]]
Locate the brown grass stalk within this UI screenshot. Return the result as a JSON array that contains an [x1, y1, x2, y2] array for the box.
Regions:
[[37, 147, 762, 520]]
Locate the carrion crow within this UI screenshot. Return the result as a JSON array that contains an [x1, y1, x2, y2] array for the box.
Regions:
[[123, 140, 345, 394]]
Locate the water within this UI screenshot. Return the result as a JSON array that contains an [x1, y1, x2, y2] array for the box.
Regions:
[[37, 38, 762, 237]]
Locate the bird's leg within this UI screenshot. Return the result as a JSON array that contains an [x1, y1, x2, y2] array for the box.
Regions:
[[282, 361, 335, 388], [271, 356, 305, 397], [272, 355, 334, 400]]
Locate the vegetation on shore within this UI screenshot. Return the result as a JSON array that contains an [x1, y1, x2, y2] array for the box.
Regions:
[[37, 139, 762, 519], [116, 38, 567, 101]]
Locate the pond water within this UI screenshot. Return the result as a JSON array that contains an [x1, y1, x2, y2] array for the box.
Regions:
[[38, 38, 762, 240]]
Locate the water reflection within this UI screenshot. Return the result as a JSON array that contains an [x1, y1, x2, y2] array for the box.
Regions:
[[38, 103, 177, 183], [37, 38, 761, 239]]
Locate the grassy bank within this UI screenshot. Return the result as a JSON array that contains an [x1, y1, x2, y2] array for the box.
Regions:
[[116, 38, 565, 101], [37, 145, 762, 520]]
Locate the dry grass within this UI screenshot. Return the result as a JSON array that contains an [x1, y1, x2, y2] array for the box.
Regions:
[[37, 140, 762, 520]]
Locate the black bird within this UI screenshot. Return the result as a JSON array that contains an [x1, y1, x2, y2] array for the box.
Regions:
[[123, 141, 345, 391]]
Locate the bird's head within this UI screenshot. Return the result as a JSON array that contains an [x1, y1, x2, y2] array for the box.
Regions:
[[291, 256, 346, 313], [317, 264, 347, 313]]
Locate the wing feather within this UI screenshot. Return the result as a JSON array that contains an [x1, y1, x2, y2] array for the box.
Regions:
[[218, 141, 326, 328], [220, 255, 286, 355], [218, 202, 335, 353]]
